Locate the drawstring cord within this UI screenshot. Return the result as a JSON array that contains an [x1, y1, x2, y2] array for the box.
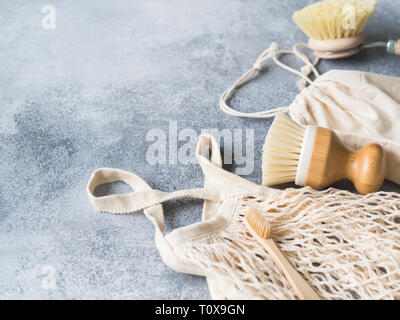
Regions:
[[219, 43, 320, 118]]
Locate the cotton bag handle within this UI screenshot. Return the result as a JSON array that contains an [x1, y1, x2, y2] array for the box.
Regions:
[[87, 135, 226, 230], [87, 134, 259, 222], [86, 134, 228, 274], [87, 133, 266, 275], [220, 43, 320, 118], [86, 134, 278, 275], [87, 168, 219, 228], [196, 134, 259, 191]]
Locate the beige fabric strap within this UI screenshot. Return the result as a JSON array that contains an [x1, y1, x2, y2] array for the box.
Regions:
[[86, 134, 259, 229], [87, 171, 216, 215], [196, 134, 257, 190], [86, 133, 268, 275], [219, 43, 320, 118]]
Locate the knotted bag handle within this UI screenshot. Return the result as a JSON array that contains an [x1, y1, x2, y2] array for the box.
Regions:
[[220, 43, 320, 118]]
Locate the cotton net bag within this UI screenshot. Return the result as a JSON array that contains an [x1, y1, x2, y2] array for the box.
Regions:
[[220, 43, 400, 185], [88, 134, 400, 300]]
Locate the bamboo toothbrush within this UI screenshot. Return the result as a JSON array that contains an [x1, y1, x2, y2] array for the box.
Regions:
[[262, 113, 387, 194], [292, 0, 400, 59], [244, 208, 320, 300]]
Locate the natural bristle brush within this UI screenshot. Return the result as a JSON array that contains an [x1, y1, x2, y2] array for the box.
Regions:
[[244, 208, 320, 300], [262, 113, 387, 194], [292, 0, 399, 59]]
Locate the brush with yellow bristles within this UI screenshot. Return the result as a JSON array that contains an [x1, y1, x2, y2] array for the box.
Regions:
[[292, 0, 400, 59], [244, 208, 320, 300], [262, 113, 387, 194]]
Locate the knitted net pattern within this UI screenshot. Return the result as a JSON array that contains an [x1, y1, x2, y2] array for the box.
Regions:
[[178, 186, 400, 300]]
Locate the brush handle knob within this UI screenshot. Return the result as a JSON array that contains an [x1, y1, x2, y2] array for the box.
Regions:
[[348, 143, 387, 194], [305, 128, 386, 194]]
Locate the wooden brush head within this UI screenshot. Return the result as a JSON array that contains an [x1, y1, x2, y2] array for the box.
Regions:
[[308, 33, 365, 59], [262, 113, 386, 194], [306, 128, 387, 194]]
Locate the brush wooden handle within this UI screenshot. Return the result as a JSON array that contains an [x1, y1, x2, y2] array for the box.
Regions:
[[305, 128, 387, 194], [260, 238, 320, 300], [244, 217, 320, 300]]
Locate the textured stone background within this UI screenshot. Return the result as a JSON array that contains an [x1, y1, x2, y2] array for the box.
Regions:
[[1, 0, 399, 299]]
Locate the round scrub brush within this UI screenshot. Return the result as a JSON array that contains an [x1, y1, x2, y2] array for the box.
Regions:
[[262, 113, 387, 194], [292, 0, 399, 59]]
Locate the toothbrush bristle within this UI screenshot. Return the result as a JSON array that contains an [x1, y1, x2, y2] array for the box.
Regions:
[[246, 209, 271, 239]]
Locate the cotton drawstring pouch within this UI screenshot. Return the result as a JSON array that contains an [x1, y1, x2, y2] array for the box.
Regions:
[[87, 134, 400, 300], [220, 43, 400, 185]]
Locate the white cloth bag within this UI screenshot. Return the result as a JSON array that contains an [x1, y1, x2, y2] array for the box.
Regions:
[[220, 43, 400, 184], [289, 69, 400, 140]]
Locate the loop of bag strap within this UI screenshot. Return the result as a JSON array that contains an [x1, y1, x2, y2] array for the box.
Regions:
[[86, 134, 274, 272], [196, 134, 257, 190], [87, 134, 259, 227], [219, 43, 320, 118], [86, 167, 215, 271], [87, 166, 267, 218], [87, 168, 218, 229], [87, 167, 164, 231], [87, 134, 256, 218]]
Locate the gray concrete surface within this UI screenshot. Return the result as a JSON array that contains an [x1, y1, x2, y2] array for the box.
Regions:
[[1, 0, 399, 299]]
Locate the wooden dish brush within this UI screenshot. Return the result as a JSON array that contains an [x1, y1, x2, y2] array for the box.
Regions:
[[262, 113, 387, 194], [292, 0, 399, 59]]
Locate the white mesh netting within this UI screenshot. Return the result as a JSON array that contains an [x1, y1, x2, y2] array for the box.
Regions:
[[178, 187, 400, 300]]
